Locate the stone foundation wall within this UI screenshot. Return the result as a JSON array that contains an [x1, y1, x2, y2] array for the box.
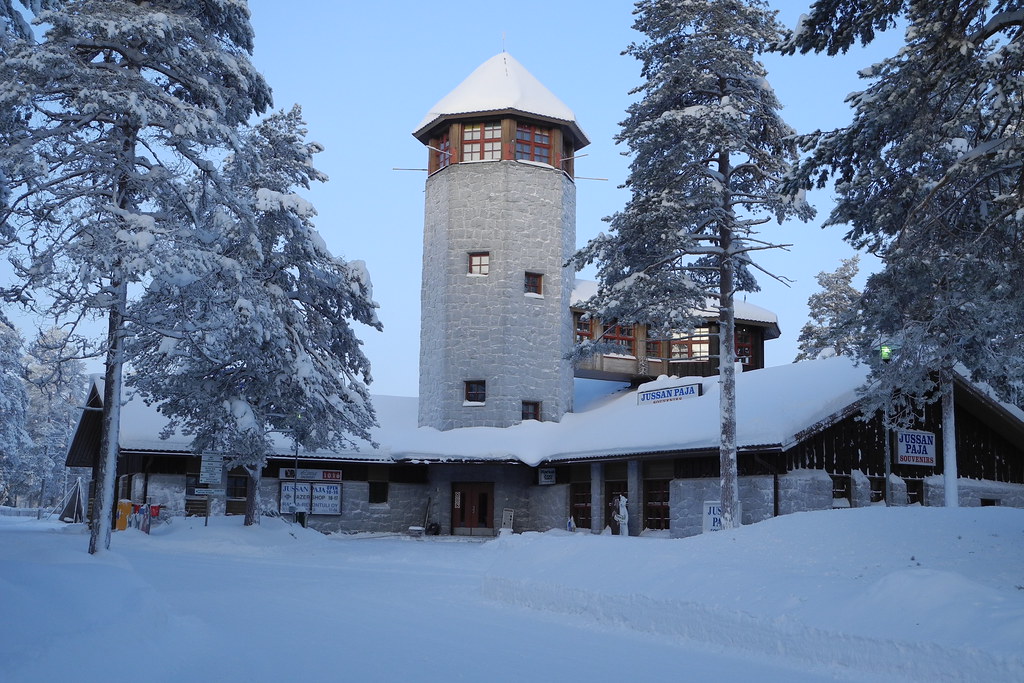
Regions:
[[922, 477, 1024, 507], [529, 483, 569, 531]]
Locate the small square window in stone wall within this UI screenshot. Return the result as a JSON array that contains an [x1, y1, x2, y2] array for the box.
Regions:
[[468, 252, 489, 275], [465, 380, 486, 403], [524, 271, 542, 294]]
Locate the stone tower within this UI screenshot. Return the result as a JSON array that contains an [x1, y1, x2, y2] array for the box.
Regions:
[[413, 53, 589, 430]]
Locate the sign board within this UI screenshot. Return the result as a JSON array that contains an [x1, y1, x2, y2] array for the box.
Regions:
[[310, 483, 342, 515], [895, 429, 937, 466], [199, 455, 224, 484], [280, 468, 342, 481], [637, 382, 702, 405], [703, 501, 742, 533], [280, 481, 312, 514], [501, 508, 515, 529], [537, 468, 556, 485], [191, 488, 224, 497]]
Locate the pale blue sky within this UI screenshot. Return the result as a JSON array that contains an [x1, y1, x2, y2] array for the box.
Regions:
[[244, 0, 903, 396]]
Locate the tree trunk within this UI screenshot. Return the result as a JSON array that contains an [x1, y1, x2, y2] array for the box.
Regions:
[[88, 278, 127, 554], [717, 145, 740, 530], [244, 465, 261, 526], [942, 378, 959, 507]]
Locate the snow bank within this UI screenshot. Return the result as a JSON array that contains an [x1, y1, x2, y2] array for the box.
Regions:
[[2, 507, 1021, 681]]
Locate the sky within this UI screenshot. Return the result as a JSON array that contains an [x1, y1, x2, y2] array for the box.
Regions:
[[1, 1, 905, 397], [3, 506, 1022, 681], [242, 0, 904, 397]]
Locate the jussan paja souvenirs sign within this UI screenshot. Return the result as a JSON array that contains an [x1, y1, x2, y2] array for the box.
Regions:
[[637, 382, 702, 405]]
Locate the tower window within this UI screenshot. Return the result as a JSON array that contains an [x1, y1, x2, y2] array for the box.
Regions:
[[463, 122, 502, 161], [515, 124, 551, 164], [468, 252, 490, 275], [524, 272, 543, 295], [436, 132, 451, 170], [522, 401, 541, 421], [465, 380, 486, 404]]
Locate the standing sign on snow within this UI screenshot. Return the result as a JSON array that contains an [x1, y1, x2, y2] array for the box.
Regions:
[[199, 455, 224, 484]]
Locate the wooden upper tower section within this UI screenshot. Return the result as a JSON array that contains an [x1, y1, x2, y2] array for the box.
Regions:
[[412, 53, 589, 177]]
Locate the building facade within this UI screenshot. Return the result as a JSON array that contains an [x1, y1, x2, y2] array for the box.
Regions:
[[66, 53, 1024, 538]]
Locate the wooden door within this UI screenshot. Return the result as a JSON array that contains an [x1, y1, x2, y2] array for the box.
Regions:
[[451, 482, 494, 536]]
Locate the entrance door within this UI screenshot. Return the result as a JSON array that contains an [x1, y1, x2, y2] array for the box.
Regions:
[[451, 483, 494, 536]]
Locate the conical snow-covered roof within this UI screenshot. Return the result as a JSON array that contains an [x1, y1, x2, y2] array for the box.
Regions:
[[413, 52, 589, 148]]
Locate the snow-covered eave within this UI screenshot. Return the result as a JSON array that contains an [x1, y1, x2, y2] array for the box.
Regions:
[[394, 453, 524, 466], [538, 442, 785, 465], [783, 400, 866, 453], [570, 281, 781, 339], [413, 108, 589, 149]]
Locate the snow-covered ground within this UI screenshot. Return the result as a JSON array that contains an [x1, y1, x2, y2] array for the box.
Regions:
[[2, 506, 1021, 682]]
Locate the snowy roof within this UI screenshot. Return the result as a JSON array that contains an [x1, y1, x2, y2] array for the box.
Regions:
[[94, 357, 863, 466], [571, 278, 781, 339], [81, 356, 1024, 469], [384, 356, 868, 465], [413, 53, 589, 147]]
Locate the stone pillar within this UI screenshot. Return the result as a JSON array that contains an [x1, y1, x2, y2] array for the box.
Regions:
[[590, 462, 603, 534]]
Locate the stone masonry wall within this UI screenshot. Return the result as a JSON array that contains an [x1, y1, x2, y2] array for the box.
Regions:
[[419, 161, 575, 430], [529, 482, 570, 531], [922, 477, 1024, 507]]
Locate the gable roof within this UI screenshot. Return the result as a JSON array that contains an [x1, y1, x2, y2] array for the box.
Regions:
[[413, 52, 589, 148]]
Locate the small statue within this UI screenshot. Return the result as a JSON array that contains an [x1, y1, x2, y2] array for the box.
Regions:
[[613, 494, 629, 536]]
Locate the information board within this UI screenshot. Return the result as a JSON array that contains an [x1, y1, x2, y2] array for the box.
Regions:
[[310, 483, 341, 515], [199, 455, 224, 484], [280, 482, 312, 514]]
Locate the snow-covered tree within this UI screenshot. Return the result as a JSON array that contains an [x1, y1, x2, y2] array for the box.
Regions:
[[0, 1, 271, 551], [571, 0, 812, 529], [23, 327, 86, 507], [794, 255, 861, 361], [779, 1, 1024, 505], [127, 107, 381, 526], [0, 310, 32, 505], [779, 2, 1024, 399]]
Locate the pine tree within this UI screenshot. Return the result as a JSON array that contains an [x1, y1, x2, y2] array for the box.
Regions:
[[126, 107, 381, 526], [24, 327, 86, 507], [779, 2, 1024, 401], [572, 0, 812, 528], [794, 255, 861, 361], [0, 1, 271, 551], [779, 1, 1024, 506], [0, 310, 32, 505]]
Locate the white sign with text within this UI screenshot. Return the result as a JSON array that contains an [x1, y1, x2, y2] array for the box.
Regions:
[[895, 429, 937, 466], [637, 382, 702, 405]]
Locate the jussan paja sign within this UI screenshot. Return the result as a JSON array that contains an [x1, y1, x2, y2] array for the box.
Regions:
[[895, 429, 937, 466], [637, 382, 702, 405]]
